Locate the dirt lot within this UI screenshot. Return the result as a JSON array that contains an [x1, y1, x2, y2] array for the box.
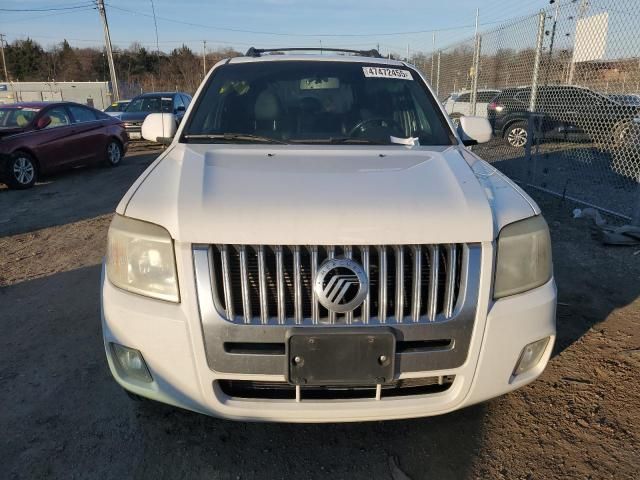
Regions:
[[0, 146, 638, 480]]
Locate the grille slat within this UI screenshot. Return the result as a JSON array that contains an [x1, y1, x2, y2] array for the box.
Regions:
[[220, 245, 234, 321], [208, 244, 465, 326], [310, 246, 319, 324], [411, 246, 422, 322], [444, 244, 457, 318], [395, 246, 404, 323], [361, 246, 370, 325], [428, 245, 440, 321], [378, 246, 388, 324], [293, 246, 303, 325], [275, 246, 285, 324], [239, 245, 252, 324]]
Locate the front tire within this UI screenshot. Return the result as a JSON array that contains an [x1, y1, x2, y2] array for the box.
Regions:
[[612, 120, 637, 147], [105, 140, 123, 167], [6, 152, 37, 189], [505, 121, 529, 148]]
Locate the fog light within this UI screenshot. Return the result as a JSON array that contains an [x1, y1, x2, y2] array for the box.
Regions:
[[513, 337, 550, 376], [110, 343, 153, 383]]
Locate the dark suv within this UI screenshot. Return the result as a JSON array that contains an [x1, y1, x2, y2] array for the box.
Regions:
[[487, 85, 640, 147], [119, 92, 192, 139]]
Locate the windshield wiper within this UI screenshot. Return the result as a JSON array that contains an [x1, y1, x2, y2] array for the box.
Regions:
[[289, 137, 391, 145], [183, 133, 287, 144]]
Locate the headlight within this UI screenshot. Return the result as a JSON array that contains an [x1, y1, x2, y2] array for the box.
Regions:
[[494, 215, 552, 299], [106, 214, 179, 302]]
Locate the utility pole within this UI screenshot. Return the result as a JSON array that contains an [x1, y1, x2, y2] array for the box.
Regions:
[[202, 40, 207, 78], [97, 0, 119, 102], [0, 33, 9, 83], [430, 32, 435, 84], [530, 10, 546, 112]]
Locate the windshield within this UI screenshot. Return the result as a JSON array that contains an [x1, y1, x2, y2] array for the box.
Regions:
[[183, 61, 454, 145], [0, 107, 40, 128], [125, 96, 172, 113], [105, 102, 129, 112]]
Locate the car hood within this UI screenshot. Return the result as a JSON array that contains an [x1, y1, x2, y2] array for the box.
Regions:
[[119, 111, 151, 122], [121, 144, 526, 244], [0, 126, 27, 140]]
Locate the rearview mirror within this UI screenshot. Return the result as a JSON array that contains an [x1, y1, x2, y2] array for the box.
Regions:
[[457, 116, 492, 146], [35, 115, 52, 130], [141, 113, 177, 144]]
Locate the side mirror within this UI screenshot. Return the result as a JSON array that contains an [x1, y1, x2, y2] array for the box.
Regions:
[[141, 113, 177, 144], [457, 116, 493, 146], [175, 105, 186, 113], [36, 115, 52, 130]]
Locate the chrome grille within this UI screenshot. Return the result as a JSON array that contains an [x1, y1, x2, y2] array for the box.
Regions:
[[204, 244, 465, 326]]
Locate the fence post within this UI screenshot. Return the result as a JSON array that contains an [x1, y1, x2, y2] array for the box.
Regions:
[[436, 51, 441, 97], [530, 10, 546, 112], [470, 34, 481, 115]]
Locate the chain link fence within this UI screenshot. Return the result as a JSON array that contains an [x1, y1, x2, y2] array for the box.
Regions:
[[423, 0, 640, 224]]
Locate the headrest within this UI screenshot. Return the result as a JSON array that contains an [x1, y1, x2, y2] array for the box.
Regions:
[[254, 90, 281, 121]]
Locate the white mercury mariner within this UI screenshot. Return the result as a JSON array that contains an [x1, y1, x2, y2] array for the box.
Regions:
[[101, 48, 556, 422]]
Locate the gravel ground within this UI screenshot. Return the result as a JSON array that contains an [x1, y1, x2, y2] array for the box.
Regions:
[[473, 139, 640, 221], [0, 146, 638, 479]]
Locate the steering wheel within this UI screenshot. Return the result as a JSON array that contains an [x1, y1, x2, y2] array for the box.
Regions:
[[348, 117, 404, 138]]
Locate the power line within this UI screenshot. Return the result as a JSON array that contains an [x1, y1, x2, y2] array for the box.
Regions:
[[0, 6, 96, 24], [0, 3, 94, 13], [105, 3, 537, 38]]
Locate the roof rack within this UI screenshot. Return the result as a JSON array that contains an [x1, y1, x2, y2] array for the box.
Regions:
[[245, 47, 383, 59]]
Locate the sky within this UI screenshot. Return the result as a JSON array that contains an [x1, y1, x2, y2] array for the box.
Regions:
[[0, 0, 556, 57]]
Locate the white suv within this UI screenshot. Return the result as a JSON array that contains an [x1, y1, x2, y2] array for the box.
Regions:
[[443, 89, 501, 123], [101, 49, 556, 423]]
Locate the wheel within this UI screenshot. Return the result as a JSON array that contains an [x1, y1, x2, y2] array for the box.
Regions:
[[612, 120, 638, 148], [6, 151, 37, 189], [505, 122, 529, 148], [105, 140, 123, 167]]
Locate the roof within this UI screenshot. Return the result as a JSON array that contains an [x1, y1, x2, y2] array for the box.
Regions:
[[228, 53, 407, 67], [0, 101, 62, 109], [136, 92, 183, 97]]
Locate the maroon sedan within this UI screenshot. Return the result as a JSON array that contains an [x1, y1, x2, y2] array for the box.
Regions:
[[0, 101, 129, 189]]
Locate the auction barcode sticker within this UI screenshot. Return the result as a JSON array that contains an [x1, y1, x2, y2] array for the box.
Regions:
[[362, 67, 413, 80]]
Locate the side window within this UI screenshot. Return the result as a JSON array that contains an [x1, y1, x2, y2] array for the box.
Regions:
[[44, 107, 71, 128], [174, 95, 185, 111], [456, 93, 471, 103], [69, 105, 98, 123], [515, 90, 531, 104], [478, 91, 499, 103], [181, 94, 191, 107]]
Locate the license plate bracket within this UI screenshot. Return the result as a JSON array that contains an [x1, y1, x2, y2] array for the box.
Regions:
[[287, 328, 395, 386]]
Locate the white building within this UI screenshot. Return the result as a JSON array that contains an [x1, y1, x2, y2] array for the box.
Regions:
[[0, 81, 112, 109]]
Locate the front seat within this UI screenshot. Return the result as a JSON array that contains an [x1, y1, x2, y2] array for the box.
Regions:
[[254, 90, 283, 136]]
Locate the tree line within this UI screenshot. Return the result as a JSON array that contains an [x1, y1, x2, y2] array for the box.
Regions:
[[2, 38, 242, 96]]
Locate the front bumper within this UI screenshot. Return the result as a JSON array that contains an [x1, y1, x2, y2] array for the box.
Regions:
[[101, 242, 556, 422]]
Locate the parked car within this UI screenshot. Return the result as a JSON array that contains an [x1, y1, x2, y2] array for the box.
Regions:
[[0, 101, 128, 189], [119, 92, 191, 140], [488, 85, 640, 147], [443, 89, 501, 123], [104, 99, 131, 116], [102, 48, 555, 422]]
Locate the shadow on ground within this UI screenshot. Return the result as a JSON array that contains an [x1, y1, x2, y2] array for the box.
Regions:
[[0, 148, 160, 238]]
